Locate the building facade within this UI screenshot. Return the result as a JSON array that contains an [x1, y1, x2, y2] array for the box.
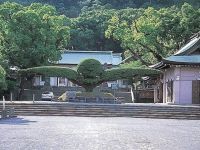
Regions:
[[152, 34, 200, 104]]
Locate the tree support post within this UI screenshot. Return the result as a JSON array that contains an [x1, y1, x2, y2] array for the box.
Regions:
[[10, 92, 13, 102], [131, 86, 135, 103], [33, 94, 35, 103]]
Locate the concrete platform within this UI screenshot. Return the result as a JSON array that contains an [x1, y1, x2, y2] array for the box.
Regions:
[[0, 116, 200, 150]]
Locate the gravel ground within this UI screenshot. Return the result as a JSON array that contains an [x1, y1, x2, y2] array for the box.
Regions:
[[0, 116, 200, 150]]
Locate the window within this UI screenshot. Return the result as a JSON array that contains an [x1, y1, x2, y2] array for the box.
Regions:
[[50, 77, 58, 86], [58, 77, 68, 86], [33, 76, 40, 86]]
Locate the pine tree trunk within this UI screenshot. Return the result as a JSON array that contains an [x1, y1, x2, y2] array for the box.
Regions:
[[17, 77, 25, 100]]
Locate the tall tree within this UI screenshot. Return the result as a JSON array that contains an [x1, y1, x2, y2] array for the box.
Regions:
[[0, 2, 71, 99], [106, 3, 200, 66], [0, 2, 70, 69]]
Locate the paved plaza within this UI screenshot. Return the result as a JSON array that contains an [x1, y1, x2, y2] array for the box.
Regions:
[[0, 116, 200, 150]]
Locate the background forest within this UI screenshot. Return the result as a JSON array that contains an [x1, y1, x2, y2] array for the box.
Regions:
[[0, 0, 199, 93], [0, 0, 199, 18]]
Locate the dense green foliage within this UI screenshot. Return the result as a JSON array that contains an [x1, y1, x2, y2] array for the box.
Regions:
[[0, 1, 199, 54], [67, 9, 122, 52], [0, 2, 71, 97], [0, 65, 6, 91], [20, 59, 160, 92], [0, 2, 199, 63], [77, 59, 104, 81], [0, 0, 199, 17], [106, 3, 200, 65], [20, 66, 78, 81], [76, 59, 104, 91], [104, 68, 159, 81], [0, 2, 70, 69]]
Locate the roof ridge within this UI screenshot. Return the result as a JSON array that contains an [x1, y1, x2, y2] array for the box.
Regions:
[[62, 50, 113, 53], [174, 36, 200, 56], [189, 31, 200, 40]]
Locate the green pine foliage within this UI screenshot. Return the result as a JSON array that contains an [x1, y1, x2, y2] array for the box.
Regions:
[[20, 66, 78, 81], [104, 68, 160, 81], [19, 59, 160, 92], [77, 59, 104, 81]]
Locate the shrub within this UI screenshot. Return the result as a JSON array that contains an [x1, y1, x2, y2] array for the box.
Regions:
[[77, 59, 104, 79]]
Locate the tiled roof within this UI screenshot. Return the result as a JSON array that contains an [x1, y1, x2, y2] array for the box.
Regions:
[[58, 50, 122, 65], [151, 33, 200, 69], [163, 55, 200, 64]]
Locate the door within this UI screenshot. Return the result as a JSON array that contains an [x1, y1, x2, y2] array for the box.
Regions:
[[192, 80, 200, 104], [166, 81, 173, 103], [158, 83, 163, 103]]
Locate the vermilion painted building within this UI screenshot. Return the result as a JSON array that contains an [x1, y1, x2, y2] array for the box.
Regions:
[[152, 34, 200, 104]]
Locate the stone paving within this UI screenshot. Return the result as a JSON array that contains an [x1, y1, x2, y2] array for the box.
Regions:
[[0, 116, 200, 150]]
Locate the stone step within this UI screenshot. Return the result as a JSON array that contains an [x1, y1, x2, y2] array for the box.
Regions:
[[7, 110, 200, 114], [4, 107, 200, 112], [12, 110, 200, 115], [9, 107, 200, 112], [4, 103, 199, 107], [1, 103, 200, 119], [13, 112, 200, 117], [4, 103, 200, 108], [11, 113, 200, 119], [12, 109, 200, 113], [12, 109, 200, 114]]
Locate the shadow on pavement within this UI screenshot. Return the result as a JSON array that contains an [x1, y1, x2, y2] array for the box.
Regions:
[[0, 117, 37, 125]]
